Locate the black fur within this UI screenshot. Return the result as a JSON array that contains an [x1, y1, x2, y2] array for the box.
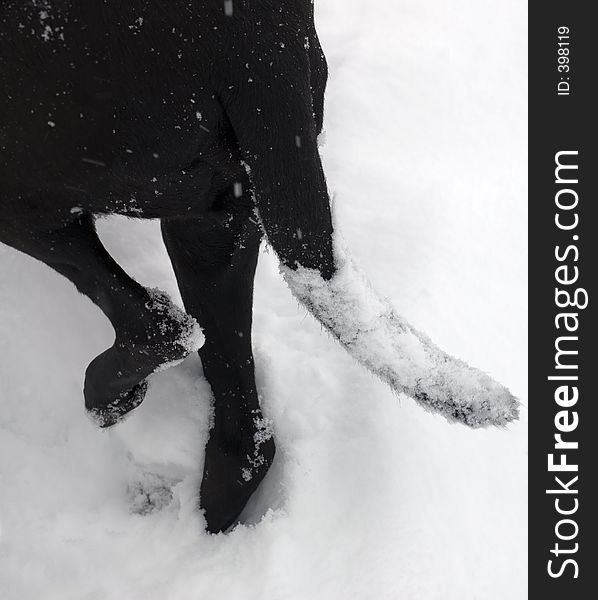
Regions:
[[1, 1, 333, 533]]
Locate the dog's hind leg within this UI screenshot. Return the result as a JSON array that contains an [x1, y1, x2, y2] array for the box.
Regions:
[[161, 184, 274, 534], [2, 212, 202, 426]]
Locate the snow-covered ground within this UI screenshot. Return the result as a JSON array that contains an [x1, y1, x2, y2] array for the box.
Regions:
[[0, 1, 527, 598]]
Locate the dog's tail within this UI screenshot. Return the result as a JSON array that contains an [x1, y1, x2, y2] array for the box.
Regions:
[[281, 241, 519, 428], [222, 39, 518, 428]]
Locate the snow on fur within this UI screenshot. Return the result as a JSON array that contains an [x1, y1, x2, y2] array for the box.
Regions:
[[281, 239, 519, 428], [87, 290, 203, 428], [87, 380, 149, 428], [145, 287, 205, 359]]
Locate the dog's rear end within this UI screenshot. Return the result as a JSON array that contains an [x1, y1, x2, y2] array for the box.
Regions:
[[0, 0, 517, 535]]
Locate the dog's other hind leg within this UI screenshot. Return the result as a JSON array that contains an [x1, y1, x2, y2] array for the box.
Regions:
[[161, 186, 274, 534], [2, 213, 202, 426]]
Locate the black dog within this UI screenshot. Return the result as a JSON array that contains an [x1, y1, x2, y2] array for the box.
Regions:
[[1, 1, 518, 533], [1, 0, 332, 533]]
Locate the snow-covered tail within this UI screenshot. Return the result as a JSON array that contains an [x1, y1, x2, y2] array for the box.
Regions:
[[281, 238, 519, 428]]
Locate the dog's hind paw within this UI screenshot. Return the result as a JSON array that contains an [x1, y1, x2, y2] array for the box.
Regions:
[[87, 379, 148, 428]]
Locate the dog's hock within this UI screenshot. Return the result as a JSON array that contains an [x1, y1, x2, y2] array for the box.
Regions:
[[145, 288, 205, 361], [281, 239, 519, 428]]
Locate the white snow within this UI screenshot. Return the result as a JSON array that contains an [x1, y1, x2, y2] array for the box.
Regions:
[[0, 1, 526, 599]]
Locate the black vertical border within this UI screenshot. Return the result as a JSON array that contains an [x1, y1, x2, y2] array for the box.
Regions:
[[529, 2, 597, 597]]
